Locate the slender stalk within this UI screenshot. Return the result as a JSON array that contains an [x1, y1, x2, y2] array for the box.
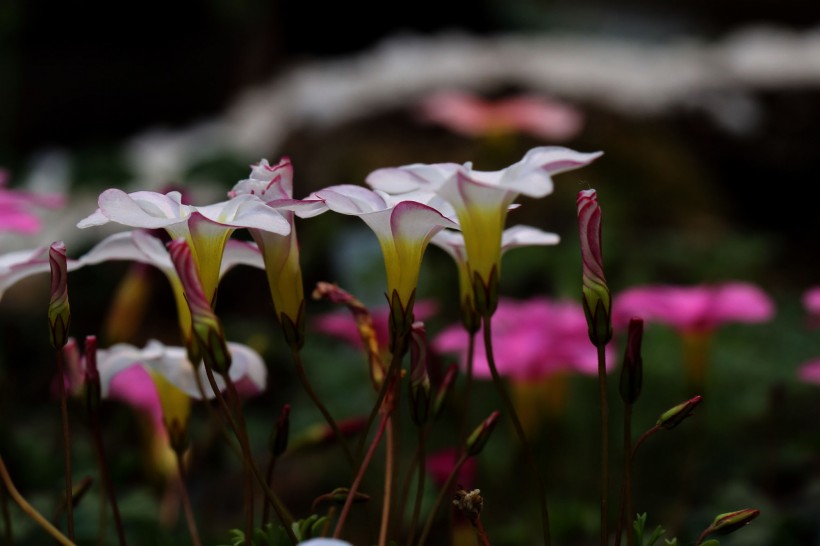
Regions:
[[262, 455, 277, 524], [615, 424, 662, 546], [334, 411, 390, 539], [88, 410, 127, 545], [457, 332, 477, 450], [357, 350, 405, 459], [0, 455, 75, 546], [597, 344, 609, 546], [378, 417, 396, 546], [1, 475, 14, 545], [55, 350, 75, 540], [200, 364, 297, 544], [397, 447, 419, 535], [293, 349, 356, 467], [481, 317, 551, 546], [417, 452, 469, 546], [405, 429, 426, 546], [175, 453, 202, 546], [473, 516, 493, 546], [223, 377, 255, 543]]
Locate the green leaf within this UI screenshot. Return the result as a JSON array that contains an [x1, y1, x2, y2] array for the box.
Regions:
[[634, 513, 648, 544], [646, 524, 667, 546]]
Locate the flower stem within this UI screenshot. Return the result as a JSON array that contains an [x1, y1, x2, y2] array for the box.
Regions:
[[88, 409, 127, 545], [405, 429, 426, 546], [1, 475, 14, 545], [55, 350, 75, 540], [473, 515, 493, 546], [0, 455, 75, 546], [334, 410, 390, 539], [378, 416, 396, 546], [201, 363, 297, 544], [481, 317, 552, 546], [292, 348, 356, 468], [457, 331, 477, 450], [416, 452, 469, 546], [597, 344, 609, 546], [175, 453, 202, 546], [262, 455, 277, 524]]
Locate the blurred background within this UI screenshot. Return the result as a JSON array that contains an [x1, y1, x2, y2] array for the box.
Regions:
[[3, 1, 820, 545]]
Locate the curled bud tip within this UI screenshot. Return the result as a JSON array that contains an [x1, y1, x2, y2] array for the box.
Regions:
[[657, 395, 703, 430], [707, 508, 760, 535], [466, 410, 501, 456], [48, 241, 71, 349], [270, 403, 292, 457], [577, 190, 612, 347]]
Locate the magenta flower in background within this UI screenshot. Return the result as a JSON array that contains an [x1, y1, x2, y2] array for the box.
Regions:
[[433, 297, 615, 381], [613, 282, 775, 333], [802, 287, 820, 329], [426, 447, 477, 488], [418, 90, 584, 141], [0, 169, 63, 234]]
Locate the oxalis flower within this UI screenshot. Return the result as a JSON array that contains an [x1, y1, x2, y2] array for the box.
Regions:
[[97, 338, 266, 453], [435, 296, 615, 428], [432, 225, 559, 332], [0, 168, 64, 234], [228, 157, 325, 349], [79, 229, 264, 346], [306, 184, 458, 349], [614, 282, 774, 386], [77, 188, 290, 308], [367, 146, 601, 315]]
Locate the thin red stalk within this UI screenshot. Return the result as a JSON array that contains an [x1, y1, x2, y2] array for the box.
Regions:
[[175, 454, 202, 546], [0, 455, 74, 546], [55, 351, 75, 540], [334, 411, 390, 539], [473, 517, 493, 546], [482, 317, 552, 546], [457, 332, 477, 450], [378, 416, 396, 546], [88, 411, 126, 545], [292, 348, 356, 468], [201, 364, 296, 544], [597, 344, 609, 546], [416, 452, 469, 546], [405, 430, 426, 546], [1, 475, 14, 545]]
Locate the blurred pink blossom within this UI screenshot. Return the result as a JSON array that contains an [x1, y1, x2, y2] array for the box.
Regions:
[[802, 287, 820, 329], [426, 448, 477, 488], [798, 360, 820, 385], [614, 282, 774, 334], [0, 169, 64, 234], [313, 300, 438, 351], [417, 90, 584, 141], [433, 297, 615, 381]]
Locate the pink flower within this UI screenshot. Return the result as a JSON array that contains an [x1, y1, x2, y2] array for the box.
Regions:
[[313, 300, 439, 351], [798, 360, 820, 385], [433, 297, 615, 381], [426, 448, 477, 489], [802, 287, 820, 329], [417, 90, 584, 141], [614, 282, 775, 333], [0, 169, 64, 234]]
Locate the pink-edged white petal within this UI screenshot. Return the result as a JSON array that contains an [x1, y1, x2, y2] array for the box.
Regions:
[[366, 163, 462, 194], [501, 225, 560, 249], [78, 189, 191, 230], [196, 194, 290, 235], [310, 184, 388, 215]]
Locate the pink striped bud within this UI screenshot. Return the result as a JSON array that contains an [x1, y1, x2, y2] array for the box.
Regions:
[[48, 241, 71, 349], [168, 239, 232, 375], [577, 190, 612, 347], [409, 321, 432, 425]]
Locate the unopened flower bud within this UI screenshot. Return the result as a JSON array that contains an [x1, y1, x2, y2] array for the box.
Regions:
[[619, 318, 644, 404], [409, 322, 432, 426], [433, 364, 458, 419], [269, 404, 291, 457], [705, 508, 760, 536], [577, 190, 612, 347], [388, 289, 415, 356], [168, 239, 232, 374], [48, 241, 71, 349], [657, 395, 702, 430], [466, 411, 501, 456]]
